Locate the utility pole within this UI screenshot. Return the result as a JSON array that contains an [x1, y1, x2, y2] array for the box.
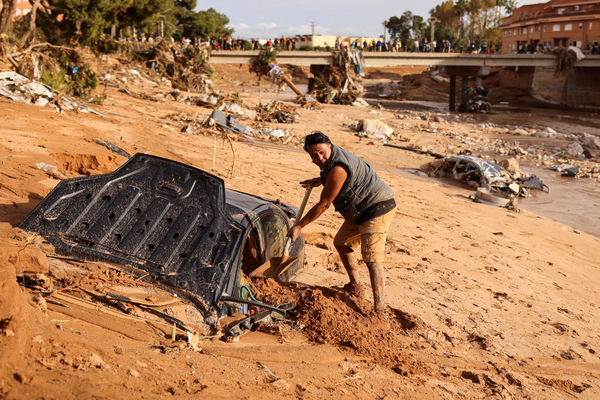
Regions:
[[427, 17, 439, 43], [310, 21, 316, 47], [382, 21, 387, 42]]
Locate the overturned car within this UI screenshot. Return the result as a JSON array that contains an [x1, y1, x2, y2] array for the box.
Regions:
[[20, 154, 304, 320], [427, 155, 548, 207]]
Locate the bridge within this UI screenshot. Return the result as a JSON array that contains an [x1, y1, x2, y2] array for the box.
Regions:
[[209, 50, 600, 68], [209, 50, 600, 110]]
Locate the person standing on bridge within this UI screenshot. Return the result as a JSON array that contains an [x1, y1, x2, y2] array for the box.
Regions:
[[288, 133, 396, 316]]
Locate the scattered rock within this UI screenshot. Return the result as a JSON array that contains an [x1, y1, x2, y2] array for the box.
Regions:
[[89, 353, 107, 369], [565, 142, 584, 158], [498, 158, 521, 175], [129, 369, 140, 378], [270, 379, 291, 390]]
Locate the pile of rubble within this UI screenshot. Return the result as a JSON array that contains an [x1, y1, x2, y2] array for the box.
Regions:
[[460, 86, 491, 113], [256, 100, 299, 123], [307, 48, 364, 105], [132, 40, 212, 92], [0, 71, 106, 116]]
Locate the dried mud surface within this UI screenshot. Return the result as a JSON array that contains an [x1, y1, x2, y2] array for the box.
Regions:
[[1, 60, 599, 399]]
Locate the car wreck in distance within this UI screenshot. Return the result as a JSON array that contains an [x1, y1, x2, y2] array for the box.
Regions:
[[20, 153, 305, 318], [427, 155, 549, 207]]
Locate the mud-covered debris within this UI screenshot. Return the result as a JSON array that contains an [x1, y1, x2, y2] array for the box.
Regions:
[[427, 155, 549, 207], [461, 86, 491, 113], [371, 81, 403, 99], [93, 138, 131, 159], [352, 98, 370, 107], [354, 119, 394, 139], [295, 94, 321, 109], [0, 71, 107, 116], [205, 109, 253, 136], [256, 100, 298, 123], [249, 48, 278, 78], [431, 71, 449, 83], [193, 93, 218, 106], [132, 40, 211, 92], [257, 128, 287, 138], [219, 102, 257, 120], [35, 162, 67, 180], [307, 48, 364, 105]]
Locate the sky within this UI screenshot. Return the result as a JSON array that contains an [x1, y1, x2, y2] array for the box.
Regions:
[[196, 0, 544, 39]]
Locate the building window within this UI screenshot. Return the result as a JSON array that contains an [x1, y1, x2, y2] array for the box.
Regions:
[[574, 5, 580, 11], [553, 24, 560, 32], [565, 23, 572, 31], [579, 23, 583, 30], [543, 24, 547, 32], [15, 9, 21, 16], [530, 26, 534, 32], [590, 23, 593, 30], [557, 8, 565, 15], [23, 8, 30, 15], [523, 27, 527, 34]]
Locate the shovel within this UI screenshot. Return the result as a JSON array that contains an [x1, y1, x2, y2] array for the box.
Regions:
[[250, 185, 312, 278], [283, 184, 313, 256]]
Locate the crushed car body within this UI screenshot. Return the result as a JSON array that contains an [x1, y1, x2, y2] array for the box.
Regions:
[[428, 155, 549, 207], [20, 153, 304, 317]]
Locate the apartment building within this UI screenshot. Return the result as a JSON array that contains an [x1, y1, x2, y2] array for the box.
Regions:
[[500, 0, 600, 53], [14, 0, 33, 19]]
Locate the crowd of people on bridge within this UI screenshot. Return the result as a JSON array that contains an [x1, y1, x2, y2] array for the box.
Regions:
[[205, 35, 501, 54], [132, 32, 599, 56]]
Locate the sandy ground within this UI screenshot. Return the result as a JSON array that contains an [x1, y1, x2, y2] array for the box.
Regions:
[[1, 59, 599, 399]]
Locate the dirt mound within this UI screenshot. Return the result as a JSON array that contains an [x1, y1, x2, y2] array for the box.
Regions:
[[50, 153, 124, 176], [250, 278, 429, 375]]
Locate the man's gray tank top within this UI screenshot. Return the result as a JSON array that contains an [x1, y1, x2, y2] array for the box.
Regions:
[[320, 144, 394, 223]]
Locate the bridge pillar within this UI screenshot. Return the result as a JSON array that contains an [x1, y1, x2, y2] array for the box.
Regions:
[[449, 75, 456, 112], [443, 66, 489, 112]]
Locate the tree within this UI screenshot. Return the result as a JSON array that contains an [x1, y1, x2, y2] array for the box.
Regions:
[[503, 0, 518, 14], [385, 13, 413, 43], [412, 15, 426, 40], [0, 0, 18, 34], [177, 7, 233, 40]]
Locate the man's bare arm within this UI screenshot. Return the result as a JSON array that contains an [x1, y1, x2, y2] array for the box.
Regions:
[[289, 165, 347, 241]]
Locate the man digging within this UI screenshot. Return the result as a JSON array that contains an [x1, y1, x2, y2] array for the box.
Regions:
[[289, 132, 396, 316]]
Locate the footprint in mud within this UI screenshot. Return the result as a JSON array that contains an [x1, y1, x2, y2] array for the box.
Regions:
[[580, 342, 597, 355], [549, 322, 577, 336], [492, 291, 510, 301], [467, 333, 490, 350]]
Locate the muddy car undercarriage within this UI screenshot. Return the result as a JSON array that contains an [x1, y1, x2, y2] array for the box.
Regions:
[[19, 154, 305, 333]]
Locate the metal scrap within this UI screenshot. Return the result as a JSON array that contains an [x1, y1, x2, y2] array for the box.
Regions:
[[428, 155, 549, 207]]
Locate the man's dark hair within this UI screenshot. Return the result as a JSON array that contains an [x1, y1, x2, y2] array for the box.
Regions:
[[304, 132, 332, 152]]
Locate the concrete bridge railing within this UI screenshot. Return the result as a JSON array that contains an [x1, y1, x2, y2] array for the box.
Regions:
[[209, 50, 600, 68]]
